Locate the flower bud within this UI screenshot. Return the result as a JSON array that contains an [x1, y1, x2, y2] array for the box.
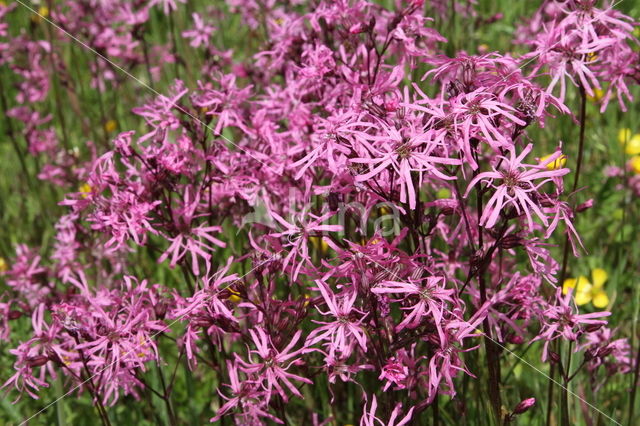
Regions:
[[327, 192, 341, 211], [576, 199, 594, 212], [512, 398, 536, 415], [508, 334, 524, 344], [584, 323, 604, 333], [154, 301, 167, 319], [8, 310, 23, 320], [500, 235, 523, 249], [548, 351, 561, 364], [596, 346, 614, 358], [27, 355, 49, 368]]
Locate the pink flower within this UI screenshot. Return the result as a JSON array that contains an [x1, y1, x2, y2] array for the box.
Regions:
[[379, 357, 409, 391], [371, 275, 454, 336], [360, 394, 414, 426], [307, 280, 368, 357], [533, 288, 611, 362], [235, 327, 312, 402], [465, 143, 569, 231], [267, 208, 341, 280], [182, 13, 215, 48], [350, 123, 460, 209]]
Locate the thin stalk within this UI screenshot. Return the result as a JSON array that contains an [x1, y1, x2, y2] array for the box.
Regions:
[[156, 361, 177, 425], [94, 57, 109, 145], [555, 85, 587, 426], [0, 75, 32, 188], [168, 12, 182, 80], [140, 30, 156, 90], [628, 339, 640, 425], [560, 341, 573, 426], [546, 362, 555, 426], [44, 0, 70, 151], [475, 179, 502, 423]]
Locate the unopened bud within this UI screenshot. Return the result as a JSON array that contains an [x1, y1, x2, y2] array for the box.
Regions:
[[500, 235, 523, 249], [548, 351, 561, 364], [154, 301, 167, 319], [441, 206, 455, 216], [192, 318, 212, 328], [584, 323, 604, 333], [8, 310, 23, 320], [576, 199, 594, 213], [27, 355, 49, 368], [508, 335, 524, 344], [597, 346, 614, 358], [512, 398, 536, 415]]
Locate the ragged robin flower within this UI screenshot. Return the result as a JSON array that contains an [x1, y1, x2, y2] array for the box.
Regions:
[[563, 268, 610, 309]]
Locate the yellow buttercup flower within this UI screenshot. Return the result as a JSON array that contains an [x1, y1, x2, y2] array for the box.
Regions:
[[563, 268, 609, 309], [0, 257, 7, 273], [540, 153, 567, 170], [630, 156, 640, 174], [104, 119, 118, 133], [31, 6, 49, 23], [618, 128, 631, 144], [587, 88, 604, 102], [625, 134, 640, 155]]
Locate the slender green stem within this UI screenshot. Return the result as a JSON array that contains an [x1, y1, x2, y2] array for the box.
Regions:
[[556, 85, 587, 426], [628, 340, 640, 425], [560, 341, 573, 426], [475, 175, 502, 423]]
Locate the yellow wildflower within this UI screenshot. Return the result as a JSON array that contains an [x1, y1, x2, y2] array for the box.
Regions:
[[0, 257, 7, 273], [104, 119, 118, 133], [587, 88, 604, 102], [31, 6, 49, 23], [625, 134, 640, 155], [630, 156, 640, 174], [562, 268, 609, 309], [540, 153, 567, 170], [79, 183, 92, 198], [618, 128, 631, 144]]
